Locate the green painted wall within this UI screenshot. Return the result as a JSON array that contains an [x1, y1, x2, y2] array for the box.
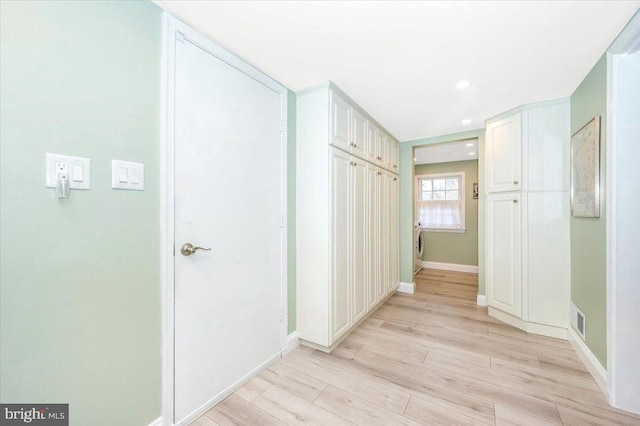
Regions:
[[400, 129, 486, 294], [0, 2, 162, 425], [570, 54, 608, 367], [287, 91, 297, 333], [414, 160, 479, 266]]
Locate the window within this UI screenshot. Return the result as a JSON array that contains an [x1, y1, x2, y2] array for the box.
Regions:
[[415, 172, 465, 232]]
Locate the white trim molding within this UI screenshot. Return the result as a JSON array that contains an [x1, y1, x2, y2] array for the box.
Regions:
[[397, 281, 416, 294], [568, 326, 608, 397], [282, 331, 300, 356], [422, 261, 479, 274], [148, 417, 162, 426], [477, 294, 487, 306]]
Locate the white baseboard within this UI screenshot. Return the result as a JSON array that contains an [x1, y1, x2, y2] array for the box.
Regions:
[[148, 417, 162, 426], [175, 351, 281, 425], [488, 307, 568, 340], [422, 261, 479, 274], [477, 294, 487, 306], [281, 331, 300, 356], [568, 326, 608, 397], [397, 281, 416, 294]]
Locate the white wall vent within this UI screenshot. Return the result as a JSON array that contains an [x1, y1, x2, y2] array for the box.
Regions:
[[570, 303, 586, 340]]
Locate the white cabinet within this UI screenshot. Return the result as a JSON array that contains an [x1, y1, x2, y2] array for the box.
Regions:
[[487, 193, 522, 317], [351, 156, 368, 324], [330, 92, 351, 152], [486, 112, 522, 193], [387, 173, 399, 295], [485, 99, 570, 339], [366, 124, 379, 165], [330, 148, 351, 341], [351, 108, 368, 160], [366, 164, 379, 310], [297, 82, 399, 351]]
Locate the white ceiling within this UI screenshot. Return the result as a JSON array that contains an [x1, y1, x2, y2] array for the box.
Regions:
[[154, 1, 639, 141], [414, 138, 478, 165]]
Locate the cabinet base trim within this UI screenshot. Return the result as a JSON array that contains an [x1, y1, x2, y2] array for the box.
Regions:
[[422, 261, 479, 274], [477, 294, 487, 306], [397, 281, 415, 294], [282, 331, 300, 356], [568, 326, 609, 397], [300, 290, 397, 353], [488, 307, 568, 340], [148, 417, 162, 426]]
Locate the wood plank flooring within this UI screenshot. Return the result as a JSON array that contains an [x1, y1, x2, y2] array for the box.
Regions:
[[192, 269, 640, 425]]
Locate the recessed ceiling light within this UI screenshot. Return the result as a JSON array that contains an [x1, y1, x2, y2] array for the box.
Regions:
[[414, 158, 417, 161], [456, 80, 471, 89], [466, 142, 474, 147], [468, 152, 475, 155], [462, 119, 472, 125]]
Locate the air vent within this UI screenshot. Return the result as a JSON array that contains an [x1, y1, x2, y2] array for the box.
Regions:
[[571, 303, 586, 340]]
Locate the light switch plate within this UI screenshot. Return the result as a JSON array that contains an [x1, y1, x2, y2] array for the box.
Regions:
[[111, 160, 144, 191], [46, 153, 91, 189]]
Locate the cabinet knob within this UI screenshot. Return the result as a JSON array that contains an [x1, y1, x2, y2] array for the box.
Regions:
[[393, 177, 397, 181], [377, 171, 382, 176], [377, 156, 381, 160], [393, 165, 397, 168], [514, 180, 519, 185], [513, 199, 518, 203]]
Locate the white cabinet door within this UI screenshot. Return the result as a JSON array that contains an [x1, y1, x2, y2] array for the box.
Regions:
[[330, 148, 351, 342], [380, 170, 391, 295], [330, 92, 351, 152], [378, 132, 388, 168], [526, 192, 570, 328], [389, 139, 399, 172], [487, 193, 522, 317], [486, 113, 522, 193], [377, 169, 387, 300], [366, 164, 379, 309], [389, 174, 399, 292], [366, 123, 379, 164], [385, 137, 395, 171], [351, 156, 368, 324], [526, 103, 570, 192], [351, 109, 367, 159]]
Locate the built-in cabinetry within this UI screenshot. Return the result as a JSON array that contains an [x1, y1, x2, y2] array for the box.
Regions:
[[297, 82, 399, 351], [485, 99, 571, 339]]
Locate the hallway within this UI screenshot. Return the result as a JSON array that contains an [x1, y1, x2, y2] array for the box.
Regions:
[[193, 270, 640, 425]]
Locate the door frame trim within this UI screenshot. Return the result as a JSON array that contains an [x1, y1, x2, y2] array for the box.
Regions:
[[161, 13, 289, 425], [606, 12, 640, 412]]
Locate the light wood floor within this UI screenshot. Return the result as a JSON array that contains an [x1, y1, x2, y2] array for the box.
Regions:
[[192, 269, 640, 425]]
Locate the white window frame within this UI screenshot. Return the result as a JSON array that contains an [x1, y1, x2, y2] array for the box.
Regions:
[[415, 171, 466, 233]]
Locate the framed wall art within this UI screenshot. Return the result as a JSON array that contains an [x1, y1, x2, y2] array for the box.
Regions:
[[571, 116, 600, 217]]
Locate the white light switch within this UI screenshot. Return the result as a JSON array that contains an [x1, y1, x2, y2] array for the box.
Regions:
[[46, 153, 91, 190], [112, 160, 144, 191]]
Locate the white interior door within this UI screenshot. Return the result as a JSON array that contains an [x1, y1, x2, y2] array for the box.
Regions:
[[173, 36, 284, 423]]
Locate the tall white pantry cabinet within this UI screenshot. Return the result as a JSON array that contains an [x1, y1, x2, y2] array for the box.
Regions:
[[296, 82, 399, 351], [485, 98, 571, 339]]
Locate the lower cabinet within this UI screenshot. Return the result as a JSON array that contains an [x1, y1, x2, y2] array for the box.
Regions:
[[487, 193, 522, 318], [299, 147, 399, 351], [486, 192, 570, 338]]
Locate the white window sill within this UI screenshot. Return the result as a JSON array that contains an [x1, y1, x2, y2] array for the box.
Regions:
[[421, 228, 466, 234]]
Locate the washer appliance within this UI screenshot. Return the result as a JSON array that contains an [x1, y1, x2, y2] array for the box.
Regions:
[[414, 221, 424, 275]]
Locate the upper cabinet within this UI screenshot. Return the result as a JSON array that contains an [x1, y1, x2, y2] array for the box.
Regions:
[[485, 100, 570, 194], [330, 92, 351, 152], [486, 112, 522, 193], [326, 85, 398, 173]]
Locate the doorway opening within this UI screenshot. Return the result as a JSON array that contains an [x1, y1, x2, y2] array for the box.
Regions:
[[412, 138, 480, 300]]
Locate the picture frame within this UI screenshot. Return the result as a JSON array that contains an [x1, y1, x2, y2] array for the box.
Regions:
[[571, 116, 600, 218]]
